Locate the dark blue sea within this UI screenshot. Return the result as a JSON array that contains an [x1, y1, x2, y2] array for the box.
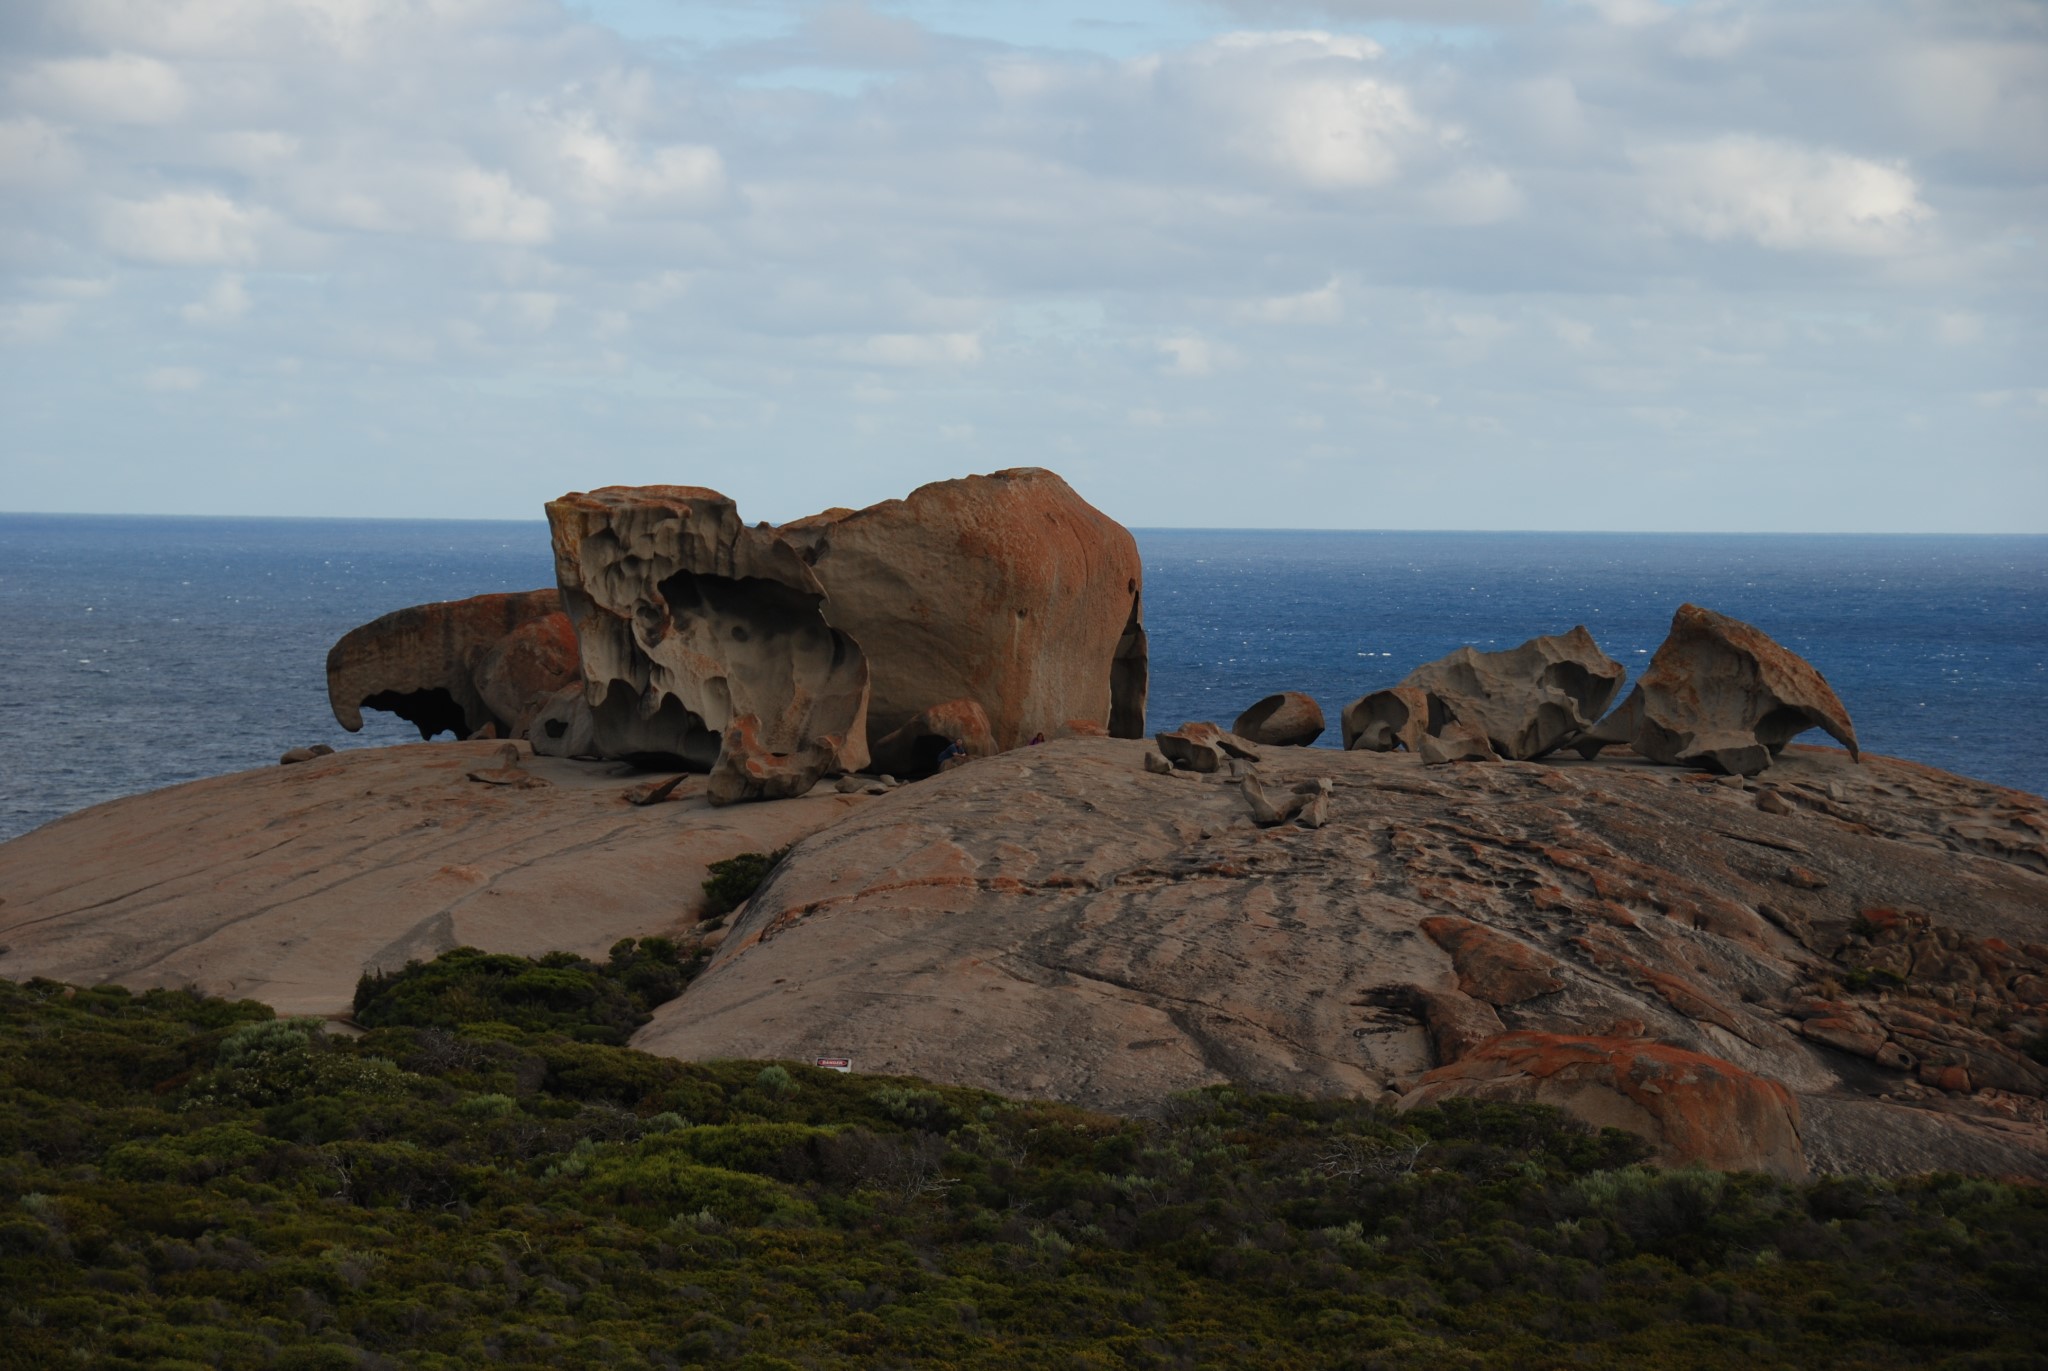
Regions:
[[1, 515, 2042, 841]]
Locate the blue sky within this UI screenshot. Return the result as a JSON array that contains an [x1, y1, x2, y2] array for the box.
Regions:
[[1, 0, 2042, 530]]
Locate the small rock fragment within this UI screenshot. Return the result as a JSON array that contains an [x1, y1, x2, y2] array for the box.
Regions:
[[624, 774, 687, 806], [1756, 788, 1794, 816], [467, 743, 549, 789], [1142, 750, 1174, 776], [279, 744, 336, 766]]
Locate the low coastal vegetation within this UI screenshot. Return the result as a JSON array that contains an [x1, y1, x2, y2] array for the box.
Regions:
[[3, 956, 2045, 1370]]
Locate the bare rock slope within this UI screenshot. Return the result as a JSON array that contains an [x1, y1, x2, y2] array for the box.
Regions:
[[0, 742, 869, 1017], [638, 738, 2048, 1179]]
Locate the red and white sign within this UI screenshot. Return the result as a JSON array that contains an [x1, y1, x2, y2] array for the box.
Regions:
[[814, 1057, 853, 1073]]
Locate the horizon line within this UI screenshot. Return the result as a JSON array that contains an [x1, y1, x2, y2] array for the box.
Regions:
[[2, 509, 2044, 539]]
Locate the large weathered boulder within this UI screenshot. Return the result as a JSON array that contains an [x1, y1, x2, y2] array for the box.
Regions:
[[776, 468, 1147, 750], [1233, 692, 1325, 747], [1578, 604, 1859, 776], [546, 486, 872, 778], [327, 590, 575, 741], [1392, 627, 1626, 761], [1399, 1033, 1809, 1178]]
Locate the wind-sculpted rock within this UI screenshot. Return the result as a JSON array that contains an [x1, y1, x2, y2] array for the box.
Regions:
[[526, 685, 597, 759], [775, 468, 1147, 750], [1155, 721, 1260, 773], [546, 485, 872, 778], [1233, 692, 1325, 747], [707, 715, 852, 806], [1342, 686, 1432, 753], [1395, 627, 1626, 761], [868, 699, 998, 778], [328, 589, 575, 741], [1577, 604, 1859, 776]]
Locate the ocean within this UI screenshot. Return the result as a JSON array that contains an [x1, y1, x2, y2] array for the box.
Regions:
[[1, 514, 2042, 842]]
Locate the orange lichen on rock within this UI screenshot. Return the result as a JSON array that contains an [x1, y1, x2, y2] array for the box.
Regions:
[[1403, 1031, 1807, 1177]]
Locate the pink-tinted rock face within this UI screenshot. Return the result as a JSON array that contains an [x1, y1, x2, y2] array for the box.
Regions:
[[777, 468, 1147, 750], [1579, 603, 1860, 776], [636, 738, 2048, 1178], [327, 590, 575, 741], [1401, 1032, 1809, 1178]]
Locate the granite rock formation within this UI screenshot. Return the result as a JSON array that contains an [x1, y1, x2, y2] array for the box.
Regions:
[[1232, 692, 1326, 747], [1578, 604, 1860, 777], [327, 589, 576, 741], [0, 742, 871, 1016], [775, 468, 1147, 750], [546, 485, 872, 787], [637, 738, 2048, 1178], [1383, 627, 1627, 761]]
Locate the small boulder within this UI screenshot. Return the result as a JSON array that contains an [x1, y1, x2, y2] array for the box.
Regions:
[[1155, 722, 1261, 773], [279, 744, 335, 766], [1232, 692, 1325, 747], [1577, 604, 1859, 777]]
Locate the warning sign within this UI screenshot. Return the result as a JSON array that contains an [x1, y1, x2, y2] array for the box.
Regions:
[[814, 1057, 853, 1073]]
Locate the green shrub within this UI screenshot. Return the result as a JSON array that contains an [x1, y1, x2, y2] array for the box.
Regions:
[[700, 849, 787, 920], [351, 941, 695, 1046]]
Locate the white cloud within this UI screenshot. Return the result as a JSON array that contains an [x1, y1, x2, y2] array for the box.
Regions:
[[143, 365, 204, 391], [0, 0, 2040, 530], [0, 301, 75, 344], [181, 274, 249, 323], [446, 168, 552, 245], [100, 190, 269, 264], [847, 333, 983, 366], [0, 116, 77, 184], [13, 54, 189, 124], [1639, 135, 1932, 256], [1249, 278, 1345, 324], [1159, 334, 1232, 375]]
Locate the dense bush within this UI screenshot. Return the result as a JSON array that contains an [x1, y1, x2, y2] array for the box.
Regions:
[[699, 848, 787, 921], [3, 972, 2046, 1369], [352, 939, 699, 1045]]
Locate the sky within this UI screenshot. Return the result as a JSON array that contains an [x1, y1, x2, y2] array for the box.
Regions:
[[0, 0, 2043, 531]]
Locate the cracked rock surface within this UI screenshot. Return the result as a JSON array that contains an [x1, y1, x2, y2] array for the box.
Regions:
[[637, 738, 2048, 1178]]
